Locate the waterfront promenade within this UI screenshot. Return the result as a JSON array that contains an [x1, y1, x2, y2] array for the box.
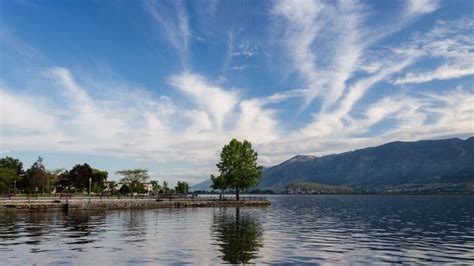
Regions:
[[0, 196, 271, 211]]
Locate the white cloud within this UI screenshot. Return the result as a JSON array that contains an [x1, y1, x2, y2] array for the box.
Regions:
[[406, 0, 440, 16], [145, 0, 191, 68], [394, 18, 474, 84], [394, 64, 474, 84], [232, 41, 259, 57], [169, 72, 239, 131], [272, 0, 323, 106], [0, 88, 56, 132], [236, 99, 279, 143]]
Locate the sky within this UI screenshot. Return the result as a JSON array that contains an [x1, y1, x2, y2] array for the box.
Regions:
[[0, 0, 473, 185]]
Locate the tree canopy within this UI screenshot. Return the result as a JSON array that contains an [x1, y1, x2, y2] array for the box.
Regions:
[[214, 139, 263, 200], [175, 181, 189, 194], [56, 163, 107, 193], [162, 181, 169, 193], [116, 169, 149, 184], [0, 168, 17, 193], [0, 156, 24, 176], [211, 174, 227, 199], [0, 156, 24, 193], [25, 157, 49, 193], [116, 169, 149, 194]]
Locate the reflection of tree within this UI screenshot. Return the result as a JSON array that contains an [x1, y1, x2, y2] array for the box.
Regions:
[[0, 212, 22, 242], [120, 209, 146, 243], [63, 210, 106, 242], [212, 208, 264, 264]]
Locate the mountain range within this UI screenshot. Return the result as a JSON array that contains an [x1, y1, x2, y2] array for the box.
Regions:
[[191, 137, 474, 193]]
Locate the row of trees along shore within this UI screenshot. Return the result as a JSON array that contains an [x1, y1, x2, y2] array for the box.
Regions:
[[210, 139, 263, 201], [0, 157, 189, 195], [0, 138, 260, 199]]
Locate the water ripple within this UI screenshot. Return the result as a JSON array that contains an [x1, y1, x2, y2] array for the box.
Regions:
[[0, 195, 473, 264]]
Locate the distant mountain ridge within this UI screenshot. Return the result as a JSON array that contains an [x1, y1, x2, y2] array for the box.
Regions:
[[191, 137, 474, 192]]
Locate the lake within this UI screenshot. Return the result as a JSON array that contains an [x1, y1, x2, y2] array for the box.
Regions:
[[1, 195, 473, 264]]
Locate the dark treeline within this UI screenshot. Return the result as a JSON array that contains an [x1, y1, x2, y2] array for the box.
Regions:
[[0, 156, 189, 195], [0, 156, 108, 194]]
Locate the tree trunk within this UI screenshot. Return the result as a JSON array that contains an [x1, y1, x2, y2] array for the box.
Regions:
[[236, 187, 240, 201]]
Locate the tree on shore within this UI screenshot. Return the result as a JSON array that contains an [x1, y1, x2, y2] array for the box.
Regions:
[[56, 164, 107, 193], [119, 183, 131, 195], [175, 181, 189, 194], [0, 168, 17, 194], [162, 181, 169, 193], [211, 174, 227, 200], [0, 156, 24, 193], [91, 168, 108, 192], [215, 139, 263, 201], [116, 169, 149, 193], [69, 163, 93, 191], [25, 157, 49, 194], [150, 180, 161, 192]]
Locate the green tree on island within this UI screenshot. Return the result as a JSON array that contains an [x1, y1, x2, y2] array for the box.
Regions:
[[214, 139, 263, 201]]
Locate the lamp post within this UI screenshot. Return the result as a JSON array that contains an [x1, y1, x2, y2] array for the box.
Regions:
[[89, 177, 92, 203]]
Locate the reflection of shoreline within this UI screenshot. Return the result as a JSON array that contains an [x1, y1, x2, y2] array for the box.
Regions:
[[0, 210, 107, 247], [211, 207, 264, 264]]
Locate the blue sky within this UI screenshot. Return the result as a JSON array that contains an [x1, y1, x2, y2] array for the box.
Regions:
[[0, 0, 473, 185]]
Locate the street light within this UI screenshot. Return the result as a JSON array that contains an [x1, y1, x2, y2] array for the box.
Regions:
[[89, 177, 92, 203]]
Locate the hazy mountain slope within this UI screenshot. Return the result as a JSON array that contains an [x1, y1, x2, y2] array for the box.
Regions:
[[260, 137, 474, 191], [191, 179, 212, 191]]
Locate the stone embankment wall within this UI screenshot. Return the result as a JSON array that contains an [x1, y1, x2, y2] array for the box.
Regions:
[[0, 198, 271, 211]]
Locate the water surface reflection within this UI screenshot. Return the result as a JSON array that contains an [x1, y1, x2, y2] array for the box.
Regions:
[[0, 196, 473, 264], [211, 207, 263, 264]]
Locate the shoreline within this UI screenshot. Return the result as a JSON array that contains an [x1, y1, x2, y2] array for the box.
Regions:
[[0, 198, 271, 212]]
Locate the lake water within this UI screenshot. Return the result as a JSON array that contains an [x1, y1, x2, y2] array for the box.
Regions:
[[1, 195, 473, 264]]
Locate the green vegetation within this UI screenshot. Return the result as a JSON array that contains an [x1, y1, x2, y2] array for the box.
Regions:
[[116, 169, 149, 183], [211, 139, 263, 200], [0, 157, 23, 193], [56, 163, 108, 193], [211, 174, 227, 199], [174, 181, 189, 194], [116, 169, 149, 194], [286, 182, 353, 194], [0, 167, 17, 194], [0, 156, 193, 196], [119, 183, 131, 194], [162, 181, 169, 193]]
